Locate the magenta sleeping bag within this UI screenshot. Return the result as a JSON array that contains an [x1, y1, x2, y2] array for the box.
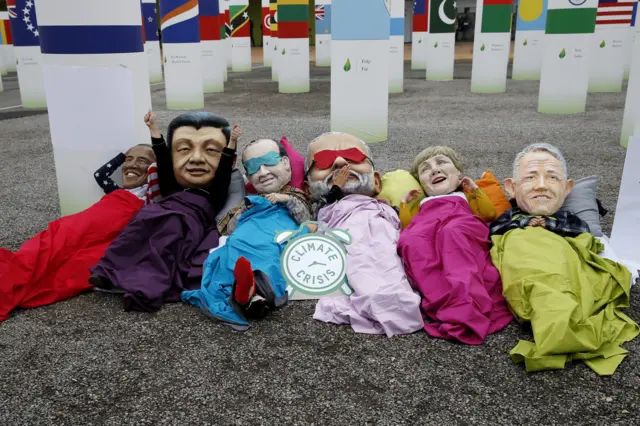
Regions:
[[245, 136, 305, 194], [397, 193, 513, 345]]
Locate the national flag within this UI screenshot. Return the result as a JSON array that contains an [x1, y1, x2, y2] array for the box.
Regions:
[[633, 2, 638, 26], [430, 0, 456, 33], [6, 0, 40, 47], [316, 5, 325, 20], [482, 0, 514, 33], [160, 0, 200, 44], [225, 9, 231, 38], [230, 4, 250, 37], [200, 0, 221, 41], [1, 19, 13, 45], [262, 0, 271, 37], [270, 0, 278, 37], [218, 1, 227, 39], [278, 0, 308, 39], [316, 3, 332, 34], [332, 0, 390, 41], [545, 0, 598, 34], [141, 2, 160, 42], [413, 0, 428, 32], [595, 0, 636, 28], [516, 0, 548, 31]]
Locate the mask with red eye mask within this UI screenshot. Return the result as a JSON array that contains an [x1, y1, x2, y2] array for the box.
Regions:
[[311, 148, 370, 170]]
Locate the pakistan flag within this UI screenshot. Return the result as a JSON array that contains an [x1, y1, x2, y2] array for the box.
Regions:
[[430, 0, 457, 34]]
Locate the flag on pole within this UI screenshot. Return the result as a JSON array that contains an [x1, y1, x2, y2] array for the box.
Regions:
[[262, 2, 272, 36], [413, 0, 428, 32], [482, 0, 514, 33], [430, 0, 456, 33], [595, 0, 636, 28], [1, 18, 13, 44], [315, 4, 332, 35], [516, 0, 548, 31], [270, 0, 278, 37], [200, 0, 221, 41], [546, 0, 598, 34], [278, 0, 308, 39]]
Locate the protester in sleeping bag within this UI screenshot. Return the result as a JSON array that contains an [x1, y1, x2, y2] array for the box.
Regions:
[[489, 143, 639, 375], [182, 138, 312, 330], [396, 146, 513, 345], [0, 145, 159, 322], [89, 111, 240, 313], [307, 132, 424, 337]]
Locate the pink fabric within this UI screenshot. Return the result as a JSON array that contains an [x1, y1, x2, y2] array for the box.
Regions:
[[397, 194, 513, 344], [245, 136, 305, 194], [313, 195, 424, 337]]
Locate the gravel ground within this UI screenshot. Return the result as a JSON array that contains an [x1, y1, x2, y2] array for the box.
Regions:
[[1, 63, 639, 425]]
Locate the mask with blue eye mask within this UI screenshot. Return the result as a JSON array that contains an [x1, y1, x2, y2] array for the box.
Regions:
[[243, 151, 282, 175]]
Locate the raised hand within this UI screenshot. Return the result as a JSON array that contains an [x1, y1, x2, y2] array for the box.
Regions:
[[332, 165, 350, 188], [144, 110, 161, 138], [461, 177, 479, 192], [401, 189, 421, 204], [229, 124, 242, 150], [265, 193, 290, 204]]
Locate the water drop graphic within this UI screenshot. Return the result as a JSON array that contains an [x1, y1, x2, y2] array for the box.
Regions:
[[600, 40, 606, 48], [418, 39, 422, 44], [480, 44, 485, 51], [559, 49, 566, 59], [343, 58, 351, 72]]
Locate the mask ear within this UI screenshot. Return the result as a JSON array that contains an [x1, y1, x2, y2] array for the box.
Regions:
[[504, 178, 516, 198], [373, 171, 382, 195], [282, 156, 291, 171], [565, 178, 574, 195]]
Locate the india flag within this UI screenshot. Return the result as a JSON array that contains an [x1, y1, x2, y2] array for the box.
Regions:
[[546, 0, 599, 34]]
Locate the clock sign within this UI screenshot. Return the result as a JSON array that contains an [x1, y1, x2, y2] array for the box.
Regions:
[[275, 221, 353, 300]]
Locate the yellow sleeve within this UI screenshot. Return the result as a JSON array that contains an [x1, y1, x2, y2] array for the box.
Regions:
[[467, 188, 497, 222], [399, 201, 415, 230]]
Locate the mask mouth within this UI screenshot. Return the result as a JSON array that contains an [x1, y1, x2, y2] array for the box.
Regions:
[[259, 175, 276, 184], [123, 169, 142, 178], [431, 176, 446, 185], [532, 194, 552, 200], [187, 167, 210, 175]]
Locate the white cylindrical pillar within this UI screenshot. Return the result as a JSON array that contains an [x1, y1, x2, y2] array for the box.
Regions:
[[142, 0, 163, 83]]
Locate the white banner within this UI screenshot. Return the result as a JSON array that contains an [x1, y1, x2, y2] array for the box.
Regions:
[[202, 39, 225, 93], [163, 43, 205, 110], [278, 38, 310, 93], [231, 37, 252, 72], [538, 34, 590, 114], [426, 33, 455, 81], [610, 137, 640, 275], [470, 33, 511, 93], [15, 46, 47, 109], [620, 37, 640, 147], [512, 30, 544, 81], [411, 32, 428, 70], [588, 27, 627, 93], [146, 40, 163, 83], [331, 40, 389, 143], [44, 65, 137, 216]]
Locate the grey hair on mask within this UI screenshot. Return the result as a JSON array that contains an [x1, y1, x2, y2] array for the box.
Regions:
[[512, 143, 568, 180], [305, 132, 372, 175]]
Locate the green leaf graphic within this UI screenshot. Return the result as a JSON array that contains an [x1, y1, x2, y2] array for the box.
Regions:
[[434, 42, 438, 48], [559, 48, 566, 59], [523, 39, 528, 46], [282, 48, 286, 55], [600, 40, 606, 48], [418, 39, 422, 44], [480, 44, 485, 51], [343, 58, 351, 72]]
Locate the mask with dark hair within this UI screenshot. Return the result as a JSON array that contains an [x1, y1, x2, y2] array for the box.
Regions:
[[168, 112, 232, 189]]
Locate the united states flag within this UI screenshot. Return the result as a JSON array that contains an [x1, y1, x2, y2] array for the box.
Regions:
[[596, 0, 637, 28], [315, 5, 325, 20]]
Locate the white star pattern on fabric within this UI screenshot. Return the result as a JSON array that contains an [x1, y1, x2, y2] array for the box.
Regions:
[[148, 17, 153, 22], [107, 163, 112, 168], [103, 181, 108, 185], [95, 173, 100, 177], [20, 0, 39, 38]]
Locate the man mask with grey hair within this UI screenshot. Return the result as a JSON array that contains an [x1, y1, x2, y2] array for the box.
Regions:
[[488, 142, 639, 375], [304, 132, 424, 338]]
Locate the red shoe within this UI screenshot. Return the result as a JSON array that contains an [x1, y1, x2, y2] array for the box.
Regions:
[[233, 257, 256, 306]]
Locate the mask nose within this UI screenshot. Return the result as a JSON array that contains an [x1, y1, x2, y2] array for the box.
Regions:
[[332, 157, 348, 170], [534, 175, 547, 190]]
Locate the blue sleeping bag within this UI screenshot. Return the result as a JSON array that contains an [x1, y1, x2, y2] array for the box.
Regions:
[[182, 196, 304, 328]]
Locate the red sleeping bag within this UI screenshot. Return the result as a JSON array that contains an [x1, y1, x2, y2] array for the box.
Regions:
[[0, 190, 144, 321]]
